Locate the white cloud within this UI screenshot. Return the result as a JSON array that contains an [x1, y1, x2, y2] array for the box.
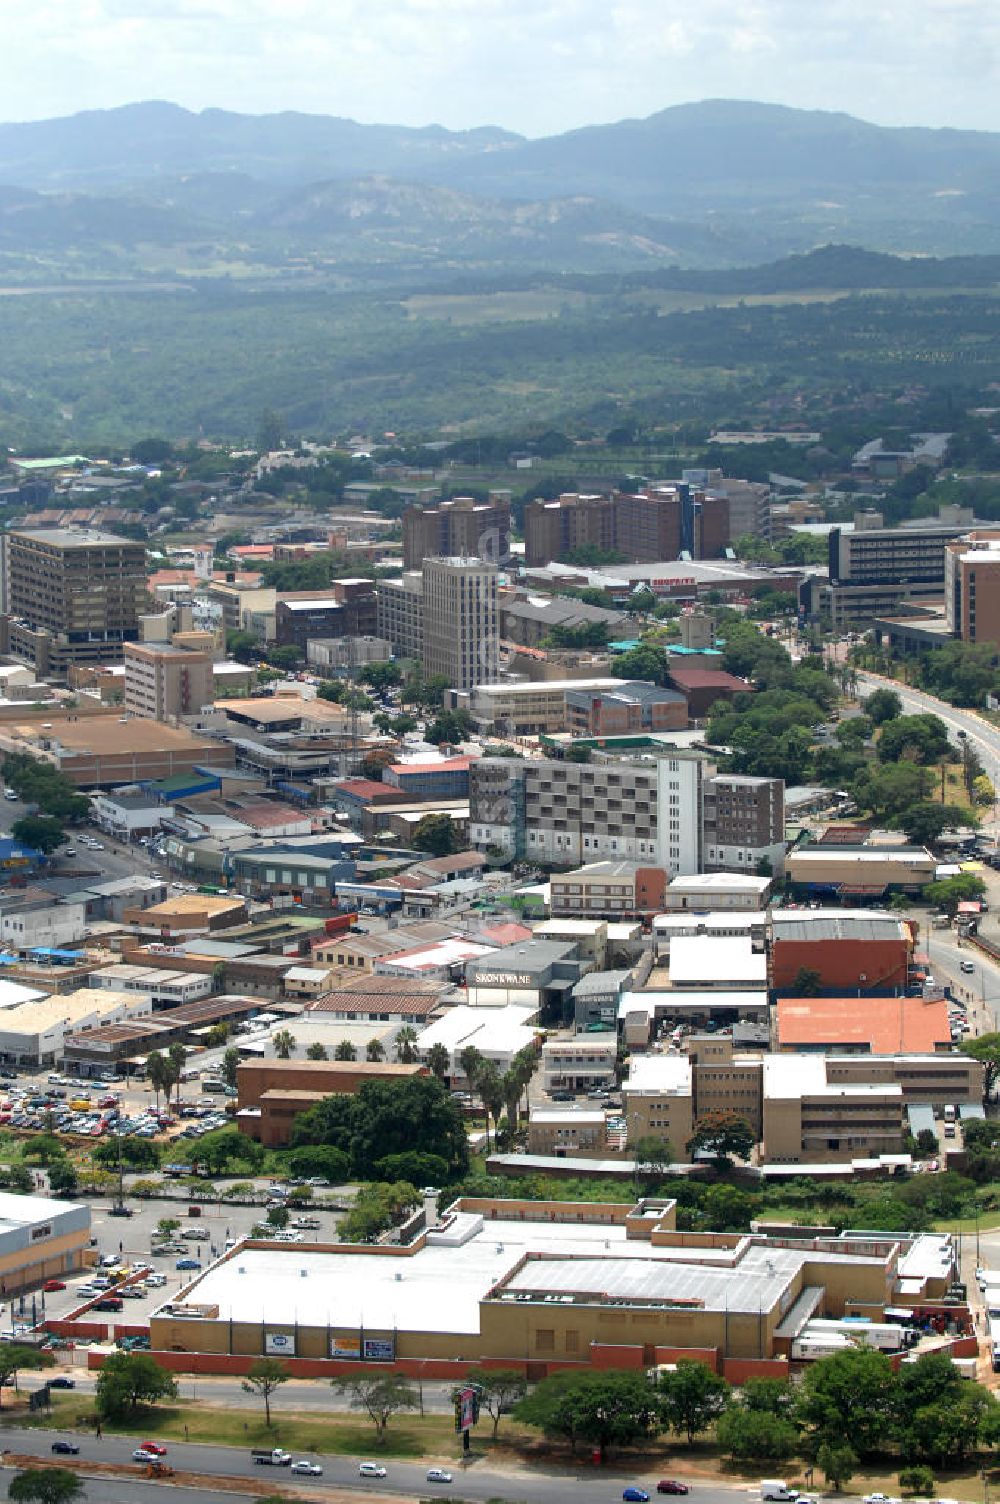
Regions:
[[4, 0, 1000, 135]]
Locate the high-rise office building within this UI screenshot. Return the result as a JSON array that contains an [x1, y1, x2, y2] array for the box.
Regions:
[[422, 557, 498, 692], [124, 642, 215, 721], [2, 528, 148, 678]]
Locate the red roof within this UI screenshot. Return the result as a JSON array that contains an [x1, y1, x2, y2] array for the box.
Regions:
[[668, 668, 751, 691], [389, 756, 474, 775], [334, 778, 400, 799], [776, 994, 951, 1054]]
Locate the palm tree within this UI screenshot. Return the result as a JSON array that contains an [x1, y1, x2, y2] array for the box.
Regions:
[[306, 1042, 329, 1061], [395, 1026, 418, 1064], [166, 1042, 187, 1107], [476, 1061, 504, 1151], [458, 1044, 484, 1103], [146, 1049, 170, 1111], [425, 1043, 450, 1081], [334, 1040, 356, 1061], [272, 1029, 297, 1060], [365, 1038, 386, 1063]]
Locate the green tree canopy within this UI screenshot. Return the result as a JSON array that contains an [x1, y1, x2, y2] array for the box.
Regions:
[[686, 1112, 755, 1167], [657, 1358, 731, 1443], [241, 1356, 290, 1428], [95, 1351, 177, 1419]]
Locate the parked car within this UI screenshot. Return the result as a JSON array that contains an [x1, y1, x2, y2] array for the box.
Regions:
[[657, 1484, 690, 1496], [624, 1491, 651, 1503], [43, 1280, 66, 1293], [175, 1258, 202, 1271], [51, 1441, 79, 1454]]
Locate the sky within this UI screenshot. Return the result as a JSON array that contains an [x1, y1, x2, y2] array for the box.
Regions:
[[7, 0, 1000, 137]]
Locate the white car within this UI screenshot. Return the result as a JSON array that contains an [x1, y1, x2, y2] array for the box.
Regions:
[[359, 1462, 387, 1478], [426, 1468, 453, 1484], [291, 1460, 323, 1475]]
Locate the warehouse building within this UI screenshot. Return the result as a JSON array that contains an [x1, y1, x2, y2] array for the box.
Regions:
[[785, 846, 936, 897], [771, 910, 912, 994], [0, 1190, 91, 1295], [0, 987, 152, 1068], [148, 1194, 949, 1374]]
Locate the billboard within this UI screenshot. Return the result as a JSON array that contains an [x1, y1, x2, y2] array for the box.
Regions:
[[264, 1332, 296, 1356], [329, 1336, 361, 1359], [362, 1337, 395, 1361], [455, 1385, 476, 1433]]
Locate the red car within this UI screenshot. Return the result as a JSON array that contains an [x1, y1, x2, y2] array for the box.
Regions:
[[657, 1485, 689, 1496], [141, 1442, 167, 1456], [42, 1280, 66, 1293]]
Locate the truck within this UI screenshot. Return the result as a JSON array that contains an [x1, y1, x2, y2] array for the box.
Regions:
[[761, 1483, 799, 1501], [252, 1448, 292, 1466]]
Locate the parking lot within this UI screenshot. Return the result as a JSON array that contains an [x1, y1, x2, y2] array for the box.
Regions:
[[25, 1191, 345, 1339]]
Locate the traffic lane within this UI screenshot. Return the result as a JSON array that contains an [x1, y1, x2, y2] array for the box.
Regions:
[[0, 1425, 755, 1504], [855, 672, 1000, 786], [46, 1369, 473, 1415]]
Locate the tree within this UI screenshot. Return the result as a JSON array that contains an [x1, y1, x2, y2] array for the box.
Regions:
[[799, 1347, 895, 1458], [374, 1151, 450, 1185], [350, 1075, 469, 1179], [425, 710, 474, 746], [226, 630, 259, 665], [47, 1160, 78, 1197], [95, 1351, 177, 1418], [394, 1026, 418, 1064], [631, 1134, 673, 1188], [425, 1042, 450, 1081], [790, 967, 822, 996], [365, 1038, 386, 1063], [166, 1042, 187, 1106], [411, 813, 460, 857], [961, 1033, 1000, 1101], [866, 687, 903, 724], [816, 1441, 858, 1491], [146, 1049, 172, 1111], [241, 1357, 290, 1428], [686, 1112, 755, 1168], [267, 645, 302, 673], [265, 1205, 290, 1230], [463, 1368, 527, 1440], [899, 1466, 936, 1496], [11, 816, 65, 854], [476, 1060, 505, 1150], [926, 871, 987, 912], [657, 1359, 731, 1444], [272, 1029, 297, 1059], [877, 713, 952, 766], [699, 1184, 755, 1232], [286, 1144, 350, 1182], [901, 802, 972, 848], [333, 1374, 417, 1443], [221, 1046, 241, 1088], [93, 1135, 158, 1172], [334, 1040, 356, 1061], [307, 1042, 330, 1061], [7, 1470, 84, 1504], [337, 1180, 419, 1242], [716, 1406, 799, 1461], [517, 1370, 660, 1460], [0, 1346, 53, 1408], [459, 1044, 484, 1100], [852, 761, 934, 817]]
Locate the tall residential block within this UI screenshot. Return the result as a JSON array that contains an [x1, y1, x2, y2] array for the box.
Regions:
[[422, 556, 498, 692], [945, 533, 1000, 645], [2, 527, 147, 678], [402, 494, 511, 571]]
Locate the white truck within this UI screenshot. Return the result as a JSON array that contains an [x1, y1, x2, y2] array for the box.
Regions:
[[761, 1483, 799, 1501], [251, 1448, 292, 1466]]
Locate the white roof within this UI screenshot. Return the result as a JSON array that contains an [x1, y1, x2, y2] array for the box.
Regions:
[[667, 874, 771, 893], [626, 1055, 693, 1095], [762, 1054, 903, 1100], [0, 980, 47, 1010], [380, 939, 494, 973], [531, 1108, 607, 1125], [619, 990, 769, 1018], [283, 966, 333, 984], [475, 678, 622, 696], [668, 935, 767, 986], [654, 912, 762, 932], [417, 1003, 538, 1059]]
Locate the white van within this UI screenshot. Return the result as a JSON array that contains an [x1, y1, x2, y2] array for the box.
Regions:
[[761, 1484, 799, 1502], [359, 1462, 387, 1478]]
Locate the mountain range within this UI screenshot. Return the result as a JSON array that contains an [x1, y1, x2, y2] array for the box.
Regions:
[[4, 98, 1000, 274]]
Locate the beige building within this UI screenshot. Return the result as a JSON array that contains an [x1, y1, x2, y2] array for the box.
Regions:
[[124, 642, 215, 720], [622, 1039, 982, 1165], [528, 1107, 607, 1155], [422, 556, 498, 692], [467, 676, 623, 735], [376, 572, 425, 661], [541, 1037, 617, 1094], [149, 1197, 935, 1373], [762, 1055, 905, 1165], [786, 845, 936, 893]]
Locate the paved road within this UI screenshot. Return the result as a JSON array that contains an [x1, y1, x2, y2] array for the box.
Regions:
[[0, 1425, 758, 1504], [855, 670, 1000, 797]]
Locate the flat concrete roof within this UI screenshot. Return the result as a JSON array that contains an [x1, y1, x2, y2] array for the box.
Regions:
[[776, 995, 951, 1054], [668, 935, 768, 986]]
